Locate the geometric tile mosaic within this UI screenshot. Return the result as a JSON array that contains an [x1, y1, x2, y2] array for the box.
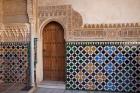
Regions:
[[66, 42, 140, 92], [0, 42, 30, 83]]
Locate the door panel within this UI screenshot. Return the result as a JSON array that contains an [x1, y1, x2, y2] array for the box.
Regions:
[[43, 22, 65, 81]]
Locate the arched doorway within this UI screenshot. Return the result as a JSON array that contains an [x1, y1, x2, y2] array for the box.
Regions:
[[43, 21, 65, 81]]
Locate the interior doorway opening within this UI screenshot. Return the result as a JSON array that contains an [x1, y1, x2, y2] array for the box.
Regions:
[[43, 21, 65, 82]]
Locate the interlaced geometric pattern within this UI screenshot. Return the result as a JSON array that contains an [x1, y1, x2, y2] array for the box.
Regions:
[[66, 42, 140, 92], [0, 42, 30, 83]]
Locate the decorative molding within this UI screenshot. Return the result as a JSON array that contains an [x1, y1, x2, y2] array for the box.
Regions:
[[66, 41, 140, 45], [0, 23, 30, 42], [38, 5, 72, 26], [82, 23, 140, 28], [38, 5, 71, 41], [38, 5, 71, 18], [39, 0, 66, 6], [38, 5, 140, 41], [72, 10, 83, 29], [38, 5, 84, 41], [71, 23, 140, 41]]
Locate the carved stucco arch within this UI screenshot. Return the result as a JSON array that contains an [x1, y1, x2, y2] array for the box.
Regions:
[[36, 5, 85, 83], [37, 17, 68, 83], [39, 18, 67, 41]]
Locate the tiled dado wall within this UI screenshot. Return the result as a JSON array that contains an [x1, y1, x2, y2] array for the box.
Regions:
[[0, 42, 30, 83], [66, 42, 140, 92]]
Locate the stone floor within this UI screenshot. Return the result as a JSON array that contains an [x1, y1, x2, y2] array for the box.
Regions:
[[0, 83, 126, 93], [35, 81, 125, 93], [34, 88, 125, 93], [0, 83, 28, 93]]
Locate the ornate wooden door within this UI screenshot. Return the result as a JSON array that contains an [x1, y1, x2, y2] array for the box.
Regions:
[[43, 21, 65, 81]]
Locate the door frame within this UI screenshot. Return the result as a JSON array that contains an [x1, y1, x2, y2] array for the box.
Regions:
[[36, 19, 67, 84], [42, 21, 66, 81]]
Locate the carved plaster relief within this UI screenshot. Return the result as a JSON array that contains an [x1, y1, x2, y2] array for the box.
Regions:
[[38, 5, 83, 40], [38, 5, 140, 41], [3, 0, 28, 23], [38, 5, 72, 27], [0, 23, 30, 42], [71, 23, 140, 41]]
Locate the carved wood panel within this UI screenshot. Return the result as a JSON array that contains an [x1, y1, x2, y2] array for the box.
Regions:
[[43, 21, 65, 81]]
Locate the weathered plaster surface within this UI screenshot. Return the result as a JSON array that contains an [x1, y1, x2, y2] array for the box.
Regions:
[[38, 0, 140, 24], [3, 0, 28, 23], [0, 0, 3, 22]]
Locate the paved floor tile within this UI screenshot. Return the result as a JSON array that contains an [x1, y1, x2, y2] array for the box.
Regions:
[[34, 88, 124, 93], [0, 83, 28, 93]]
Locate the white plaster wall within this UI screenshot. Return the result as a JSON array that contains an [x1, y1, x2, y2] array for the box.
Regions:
[[39, 0, 140, 24]]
